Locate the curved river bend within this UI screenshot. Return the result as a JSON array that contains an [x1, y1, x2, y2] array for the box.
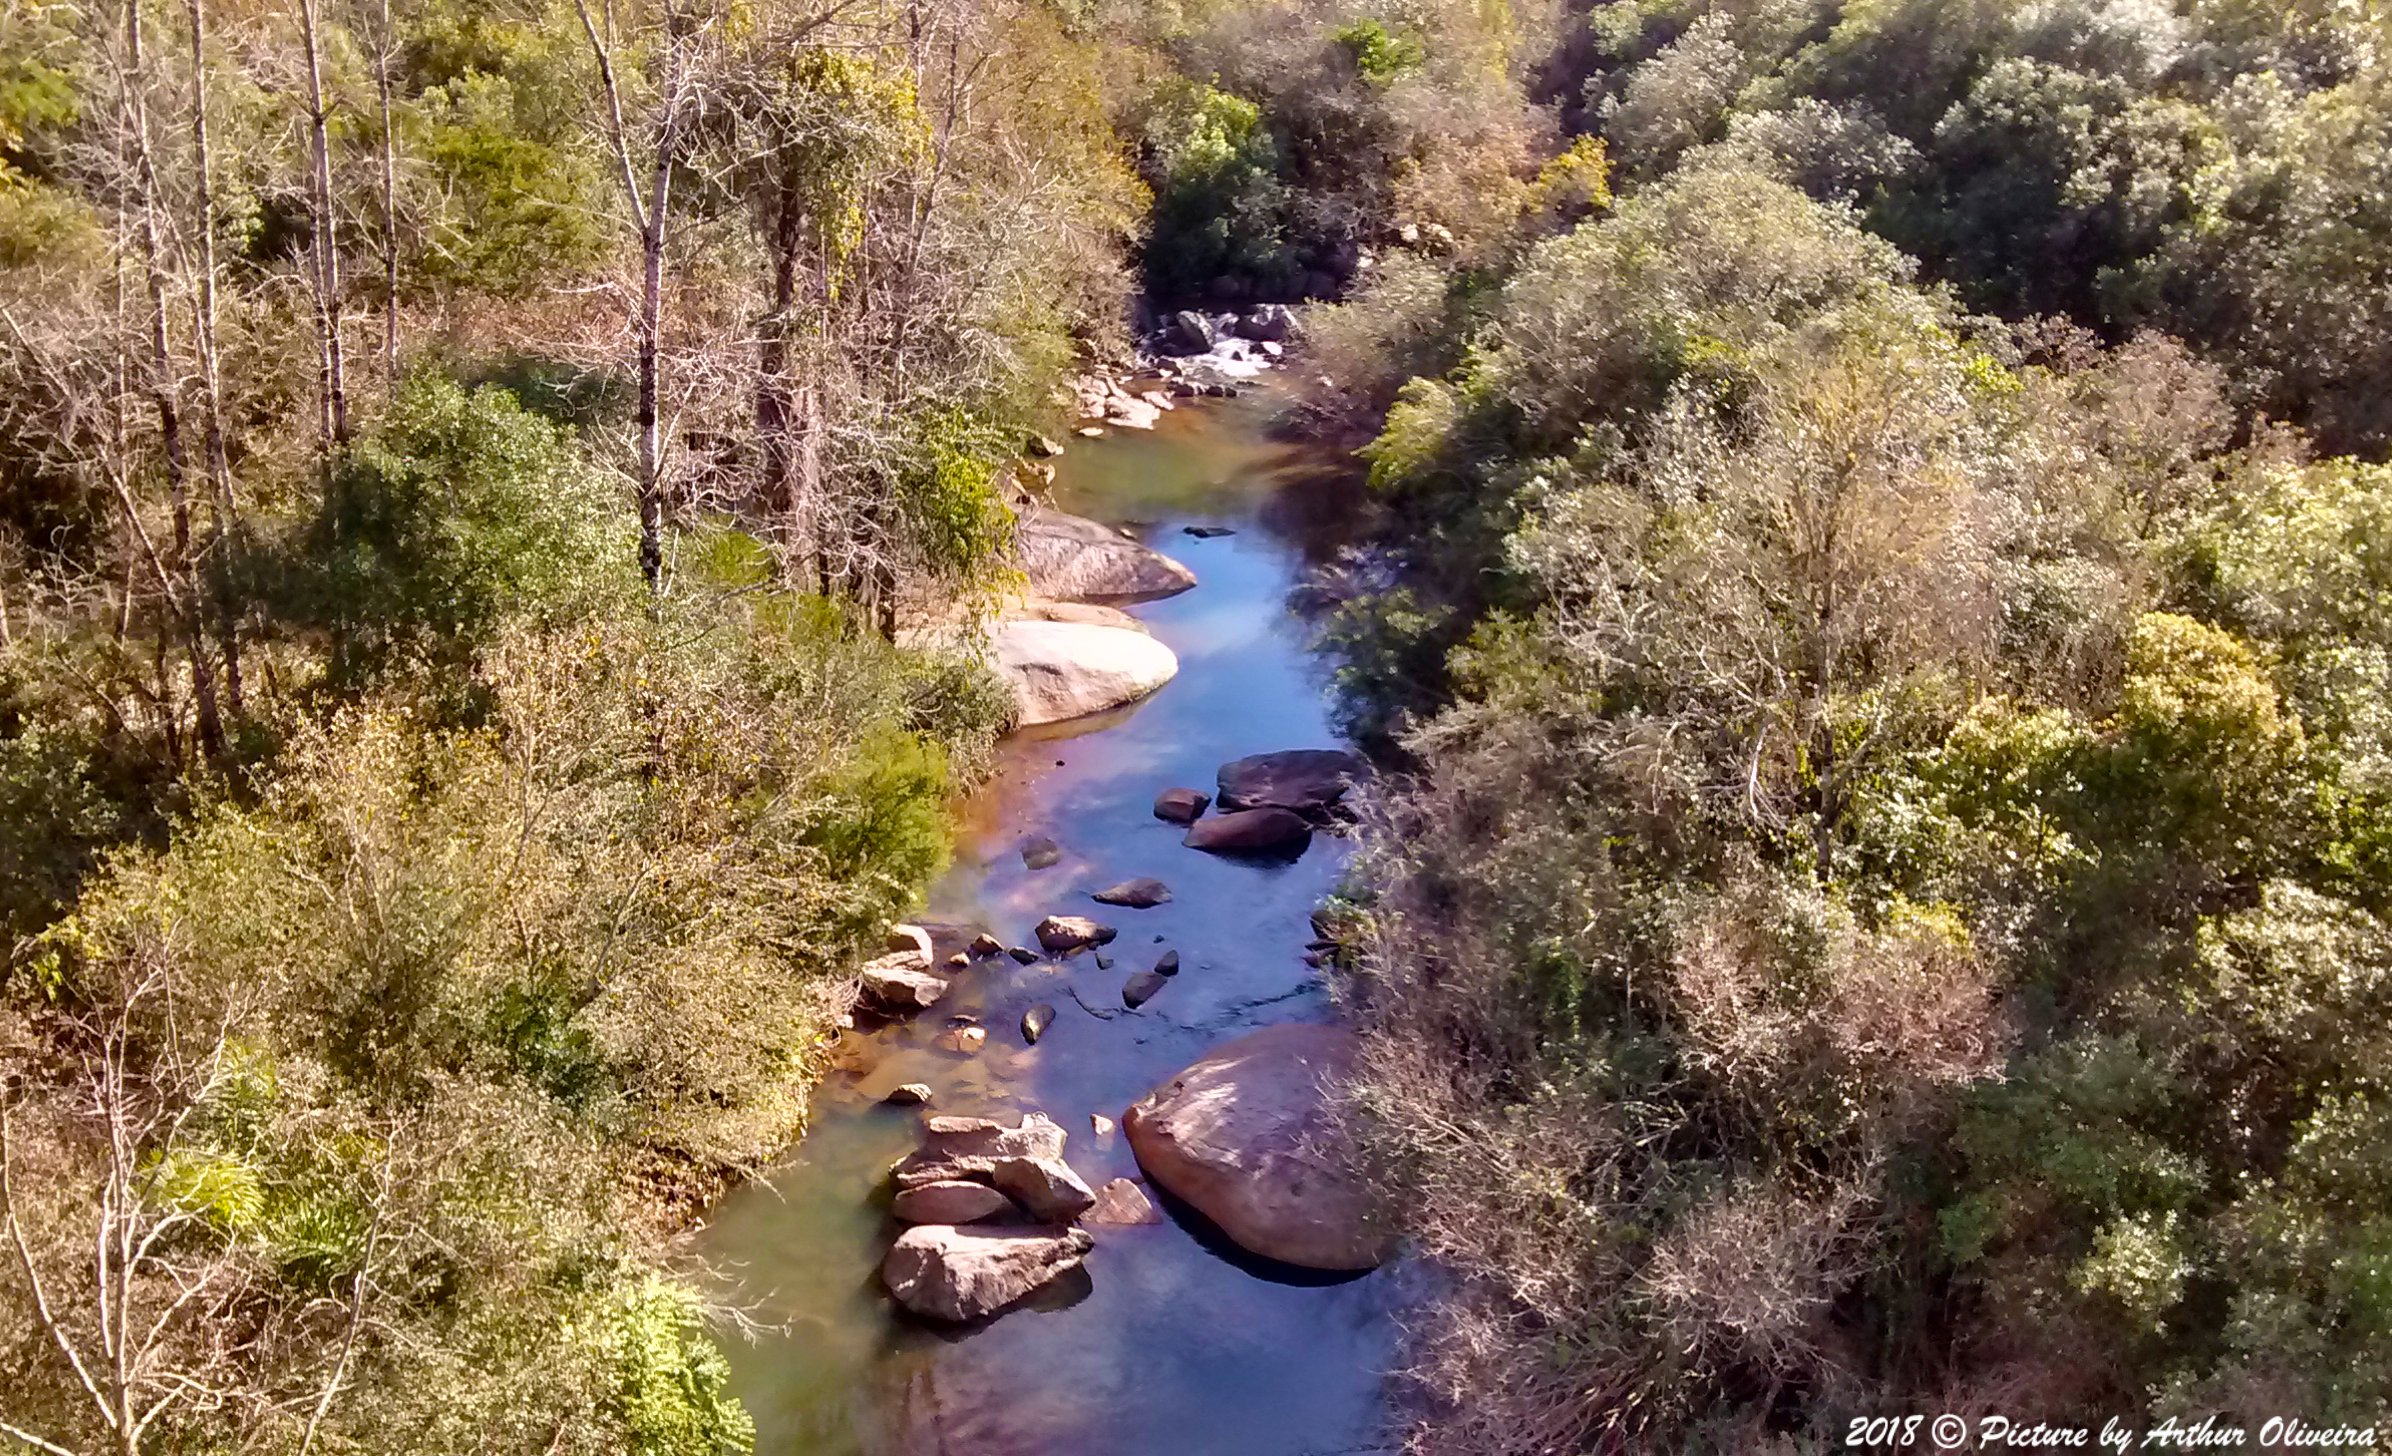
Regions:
[[701, 386, 1400, 1455]]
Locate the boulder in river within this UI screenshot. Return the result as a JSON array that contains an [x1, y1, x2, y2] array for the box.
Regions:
[[1123, 1023, 1394, 1271], [1091, 877, 1172, 909], [1238, 304, 1299, 342], [994, 619, 1180, 728], [990, 1155, 1098, 1221], [1216, 749, 1366, 821], [1183, 806, 1313, 858], [1035, 915, 1117, 953], [893, 1112, 1095, 1223], [1167, 310, 1218, 354], [1153, 787, 1211, 824], [881, 1224, 1094, 1322], [1085, 1177, 1163, 1226], [892, 1180, 1015, 1225], [1016, 507, 1197, 605], [909, 1112, 1069, 1167], [1007, 599, 1149, 633], [859, 951, 949, 1011]]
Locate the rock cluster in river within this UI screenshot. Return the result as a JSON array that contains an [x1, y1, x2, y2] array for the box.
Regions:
[[879, 1111, 1141, 1321], [1168, 749, 1367, 861]]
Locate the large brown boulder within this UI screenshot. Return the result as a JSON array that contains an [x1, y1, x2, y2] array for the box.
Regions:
[[1183, 807, 1313, 857], [1123, 1023, 1393, 1271], [1016, 507, 1197, 605], [881, 1224, 1094, 1321], [1216, 749, 1365, 820]]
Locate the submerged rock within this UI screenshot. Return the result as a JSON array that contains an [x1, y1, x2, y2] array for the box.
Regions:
[[1020, 834, 1063, 870], [994, 619, 1180, 728], [881, 1224, 1094, 1322], [935, 1024, 988, 1055], [1124, 1023, 1393, 1271], [1085, 1177, 1163, 1226], [1121, 970, 1169, 1010], [884, 1082, 934, 1107], [1183, 807, 1313, 857], [1091, 877, 1172, 909], [1152, 787, 1211, 824], [1216, 749, 1366, 820]]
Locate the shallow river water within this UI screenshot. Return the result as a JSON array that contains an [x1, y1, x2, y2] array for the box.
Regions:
[[700, 386, 1402, 1455]]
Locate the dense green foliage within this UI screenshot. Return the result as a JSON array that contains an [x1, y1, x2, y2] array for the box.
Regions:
[[1309, 2, 2392, 1450], [0, 0, 1125, 1449]]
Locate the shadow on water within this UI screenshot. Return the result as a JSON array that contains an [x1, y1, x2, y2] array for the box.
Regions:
[[699, 384, 1398, 1456]]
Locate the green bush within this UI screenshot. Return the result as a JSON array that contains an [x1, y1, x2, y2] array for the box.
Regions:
[[294, 376, 637, 694]]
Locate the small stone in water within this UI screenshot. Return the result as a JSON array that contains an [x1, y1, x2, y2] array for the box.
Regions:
[[1122, 970, 1168, 1009], [1021, 1004, 1056, 1045], [937, 1025, 988, 1054], [1035, 915, 1116, 953], [1091, 877, 1172, 909], [1154, 950, 1181, 976], [1091, 1113, 1116, 1137], [1094, 952, 1113, 970], [1008, 946, 1039, 964], [969, 932, 1004, 958], [885, 1083, 934, 1107]]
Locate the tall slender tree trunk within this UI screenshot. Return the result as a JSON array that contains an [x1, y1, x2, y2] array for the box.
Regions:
[[183, 0, 243, 714], [635, 168, 668, 592], [758, 174, 820, 588], [370, 0, 400, 385], [297, 0, 348, 450], [574, 0, 689, 594], [124, 0, 224, 760]]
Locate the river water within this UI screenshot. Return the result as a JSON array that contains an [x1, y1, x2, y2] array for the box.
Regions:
[[701, 385, 1401, 1455]]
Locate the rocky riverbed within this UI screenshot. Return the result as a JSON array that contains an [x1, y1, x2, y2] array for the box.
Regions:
[[703, 376, 1398, 1456]]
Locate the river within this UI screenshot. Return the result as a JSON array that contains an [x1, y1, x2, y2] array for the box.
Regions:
[[700, 383, 1402, 1455]]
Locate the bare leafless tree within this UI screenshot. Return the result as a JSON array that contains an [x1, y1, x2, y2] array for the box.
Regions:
[[576, 0, 717, 592], [295, 0, 349, 451]]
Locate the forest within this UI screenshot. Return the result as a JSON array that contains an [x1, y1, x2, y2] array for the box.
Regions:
[[2, 0, 2389, 1452]]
